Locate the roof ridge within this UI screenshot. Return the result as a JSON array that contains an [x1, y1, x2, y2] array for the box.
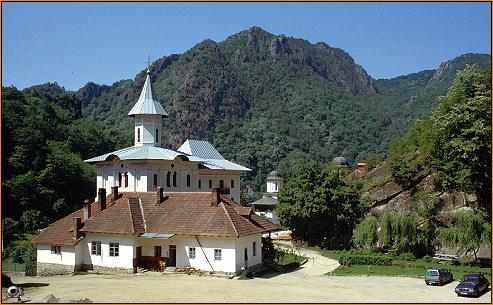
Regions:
[[127, 198, 135, 235], [220, 202, 239, 237]]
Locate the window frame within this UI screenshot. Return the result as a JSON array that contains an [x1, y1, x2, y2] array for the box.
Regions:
[[155, 128, 159, 143], [154, 246, 162, 257], [124, 172, 129, 188], [153, 174, 158, 188], [51, 245, 61, 254], [253, 241, 256, 256], [209, 179, 213, 189], [109, 242, 119, 257], [231, 179, 235, 189], [137, 127, 141, 143], [91, 241, 102, 256], [189, 247, 196, 259], [214, 249, 222, 261], [166, 171, 171, 187], [118, 172, 122, 188], [172, 172, 177, 187], [198, 179, 202, 189]]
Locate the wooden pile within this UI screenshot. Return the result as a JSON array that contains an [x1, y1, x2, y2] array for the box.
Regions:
[[174, 267, 207, 275]]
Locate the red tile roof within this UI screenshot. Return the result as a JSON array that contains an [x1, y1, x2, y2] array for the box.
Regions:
[[33, 191, 280, 245]]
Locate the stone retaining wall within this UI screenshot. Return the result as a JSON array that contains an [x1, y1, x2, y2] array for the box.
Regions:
[[90, 264, 134, 274], [36, 262, 75, 276]]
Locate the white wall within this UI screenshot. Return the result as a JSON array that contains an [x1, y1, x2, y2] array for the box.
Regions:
[[83, 233, 135, 269], [95, 161, 241, 202], [235, 234, 263, 271], [37, 244, 77, 266], [176, 236, 237, 273], [134, 115, 162, 147]]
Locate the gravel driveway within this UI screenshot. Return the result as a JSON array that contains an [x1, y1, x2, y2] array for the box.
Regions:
[[6, 246, 491, 303]]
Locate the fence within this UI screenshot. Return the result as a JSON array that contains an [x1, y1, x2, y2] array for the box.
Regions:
[[2, 261, 26, 272]]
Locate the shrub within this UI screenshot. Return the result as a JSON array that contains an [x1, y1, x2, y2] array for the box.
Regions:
[[398, 252, 416, 261], [339, 252, 393, 266], [422, 255, 433, 262]]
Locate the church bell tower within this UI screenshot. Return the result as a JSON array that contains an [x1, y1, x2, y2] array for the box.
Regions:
[[127, 67, 167, 146]]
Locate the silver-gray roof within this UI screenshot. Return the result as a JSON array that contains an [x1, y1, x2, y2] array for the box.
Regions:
[[84, 146, 187, 162], [267, 170, 283, 180], [249, 196, 278, 206], [178, 139, 225, 160], [85, 141, 251, 172], [128, 70, 168, 117]]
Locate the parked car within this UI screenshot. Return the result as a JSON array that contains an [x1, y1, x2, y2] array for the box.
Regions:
[[425, 268, 453, 285], [455, 274, 490, 297]]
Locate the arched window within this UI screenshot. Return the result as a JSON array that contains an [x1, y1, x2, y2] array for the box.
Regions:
[[172, 172, 177, 187], [118, 172, 122, 187], [155, 129, 159, 143], [166, 171, 171, 187], [186, 174, 191, 187], [153, 174, 158, 188], [124, 172, 128, 188]]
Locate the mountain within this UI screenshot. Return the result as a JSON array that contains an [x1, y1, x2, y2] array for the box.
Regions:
[[41, 27, 491, 191]]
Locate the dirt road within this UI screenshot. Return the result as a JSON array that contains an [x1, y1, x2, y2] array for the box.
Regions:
[[8, 264, 491, 303]]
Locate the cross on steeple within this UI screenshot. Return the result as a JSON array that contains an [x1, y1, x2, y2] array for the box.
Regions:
[[146, 55, 151, 73]]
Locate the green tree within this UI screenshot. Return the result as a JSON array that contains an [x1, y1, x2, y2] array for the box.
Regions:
[[438, 210, 491, 260], [277, 163, 364, 248], [352, 216, 378, 248], [380, 211, 427, 255], [430, 66, 491, 211]]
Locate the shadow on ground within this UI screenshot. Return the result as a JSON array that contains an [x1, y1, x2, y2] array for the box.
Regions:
[[19, 283, 50, 288]]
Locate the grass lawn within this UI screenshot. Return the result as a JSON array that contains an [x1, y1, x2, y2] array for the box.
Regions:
[[317, 250, 491, 282], [275, 252, 306, 266]]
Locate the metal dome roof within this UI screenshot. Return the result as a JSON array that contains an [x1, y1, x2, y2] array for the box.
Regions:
[[333, 156, 349, 167], [267, 170, 282, 180]]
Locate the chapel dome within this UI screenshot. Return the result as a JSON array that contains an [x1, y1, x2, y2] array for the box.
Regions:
[[333, 156, 349, 167], [267, 170, 282, 180]]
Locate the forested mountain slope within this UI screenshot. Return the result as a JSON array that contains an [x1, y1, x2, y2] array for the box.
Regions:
[[78, 28, 490, 190]]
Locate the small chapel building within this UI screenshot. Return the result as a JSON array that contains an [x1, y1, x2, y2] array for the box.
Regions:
[[33, 68, 280, 276]]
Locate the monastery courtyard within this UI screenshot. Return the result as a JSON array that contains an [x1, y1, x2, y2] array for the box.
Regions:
[[8, 246, 491, 303]]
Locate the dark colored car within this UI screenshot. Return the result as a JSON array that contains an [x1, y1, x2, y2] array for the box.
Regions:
[[455, 274, 490, 297], [425, 268, 453, 285]]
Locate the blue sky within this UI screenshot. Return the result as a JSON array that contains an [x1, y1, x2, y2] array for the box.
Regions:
[[3, 2, 491, 91]]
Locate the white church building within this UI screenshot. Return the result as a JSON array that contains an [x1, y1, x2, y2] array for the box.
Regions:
[[33, 68, 279, 276]]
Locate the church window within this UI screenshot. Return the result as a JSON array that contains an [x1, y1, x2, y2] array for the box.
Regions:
[[219, 180, 224, 189], [137, 128, 141, 143], [231, 179, 235, 188], [209, 179, 212, 189], [186, 174, 191, 187], [155, 129, 159, 143], [153, 174, 158, 188], [166, 171, 171, 187], [124, 172, 128, 188], [198, 179, 202, 189], [118, 173, 122, 188], [172, 172, 177, 187]]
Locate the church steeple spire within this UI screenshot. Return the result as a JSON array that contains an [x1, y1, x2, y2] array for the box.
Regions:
[[129, 61, 167, 147]]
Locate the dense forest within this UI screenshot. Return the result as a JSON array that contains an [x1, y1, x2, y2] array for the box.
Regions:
[[278, 65, 491, 256], [1, 27, 490, 255]]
